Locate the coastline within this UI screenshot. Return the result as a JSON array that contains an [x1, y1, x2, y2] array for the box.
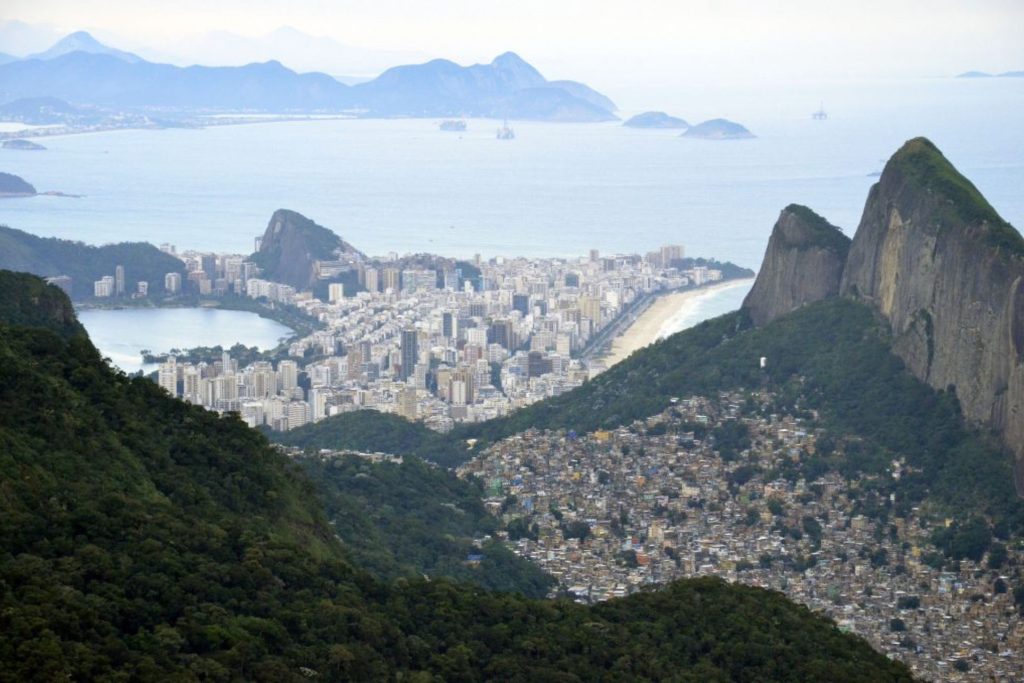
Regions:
[[0, 114, 356, 143], [596, 278, 753, 369]]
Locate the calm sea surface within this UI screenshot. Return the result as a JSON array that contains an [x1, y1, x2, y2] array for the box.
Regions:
[[1, 78, 1021, 271], [77, 308, 293, 374]]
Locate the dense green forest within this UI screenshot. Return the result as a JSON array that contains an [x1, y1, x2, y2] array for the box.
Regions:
[[277, 410, 470, 467], [0, 225, 186, 299], [0, 271, 912, 681], [299, 454, 555, 597]]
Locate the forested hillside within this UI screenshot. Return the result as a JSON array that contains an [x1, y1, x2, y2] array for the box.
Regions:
[[0, 225, 186, 299], [0, 270, 912, 681], [299, 453, 556, 597]]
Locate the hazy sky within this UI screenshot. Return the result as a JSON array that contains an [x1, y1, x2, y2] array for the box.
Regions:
[[3, 0, 1023, 87]]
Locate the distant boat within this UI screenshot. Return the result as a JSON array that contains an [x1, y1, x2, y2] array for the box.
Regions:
[[439, 120, 467, 132], [496, 119, 515, 140], [812, 103, 828, 120]]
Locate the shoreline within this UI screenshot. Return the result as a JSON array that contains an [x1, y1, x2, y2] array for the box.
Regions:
[[596, 278, 753, 369], [0, 114, 357, 143]]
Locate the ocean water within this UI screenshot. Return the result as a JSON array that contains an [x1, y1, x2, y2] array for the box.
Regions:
[[0, 78, 1021, 272], [657, 280, 754, 340], [77, 307, 293, 374]]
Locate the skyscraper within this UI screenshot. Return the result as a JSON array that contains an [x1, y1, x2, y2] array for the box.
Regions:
[[278, 360, 299, 393], [165, 272, 182, 294], [400, 328, 418, 381], [383, 268, 401, 292], [114, 265, 125, 296], [364, 267, 379, 293], [158, 357, 177, 396]]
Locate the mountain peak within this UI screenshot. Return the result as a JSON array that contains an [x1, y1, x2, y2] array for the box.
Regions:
[[882, 137, 1021, 254], [742, 205, 849, 327], [491, 51, 528, 67], [251, 209, 363, 290], [489, 51, 546, 85], [28, 30, 141, 63]]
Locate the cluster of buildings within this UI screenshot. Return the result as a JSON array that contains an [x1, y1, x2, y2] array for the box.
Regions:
[[458, 392, 1024, 682], [160, 243, 253, 297], [156, 243, 728, 431], [47, 264, 150, 298]]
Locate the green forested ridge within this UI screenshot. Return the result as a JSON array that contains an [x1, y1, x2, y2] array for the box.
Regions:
[[0, 225, 187, 299], [0, 272, 912, 681], [277, 410, 469, 467], [299, 454, 555, 597]]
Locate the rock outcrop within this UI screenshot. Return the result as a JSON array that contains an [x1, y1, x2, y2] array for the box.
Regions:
[[251, 209, 363, 290], [742, 204, 850, 327], [744, 138, 1024, 489], [840, 137, 1024, 489]]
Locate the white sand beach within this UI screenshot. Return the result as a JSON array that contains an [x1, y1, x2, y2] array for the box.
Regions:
[[598, 278, 754, 369]]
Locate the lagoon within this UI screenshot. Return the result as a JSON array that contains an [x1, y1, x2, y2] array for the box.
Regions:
[[77, 307, 294, 374]]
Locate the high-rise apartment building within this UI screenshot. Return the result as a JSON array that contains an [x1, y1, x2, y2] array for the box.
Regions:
[[400, 328, 418, 381], [165, 272, 182, 294], [278, 360, 299, 393]]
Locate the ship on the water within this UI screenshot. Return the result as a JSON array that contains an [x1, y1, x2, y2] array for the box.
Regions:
[[496, 119, 515, 140], [439, 120, 467, 131]]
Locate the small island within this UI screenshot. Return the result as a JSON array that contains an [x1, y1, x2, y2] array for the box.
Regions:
[[2, 139, 47, 151], [623, 111, 689, 129], [681, 118, 755, 140], [439, 120, 467, 132], [0, 171, 37, 197]]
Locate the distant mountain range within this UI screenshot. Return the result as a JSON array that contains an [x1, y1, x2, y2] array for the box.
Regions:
[[0, 32, 617, 122]]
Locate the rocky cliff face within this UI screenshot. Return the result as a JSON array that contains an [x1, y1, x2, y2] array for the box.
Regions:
[[251, 209, 363, 290], [742, 204, 850, 327], [840, 137, 1024, 489]]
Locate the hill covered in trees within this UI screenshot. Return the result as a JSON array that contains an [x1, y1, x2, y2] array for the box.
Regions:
[[0, 270, 911, 681], [0, 225, 186, 299], [275, 410, 468, 467], [299, 453, 555, 598]]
